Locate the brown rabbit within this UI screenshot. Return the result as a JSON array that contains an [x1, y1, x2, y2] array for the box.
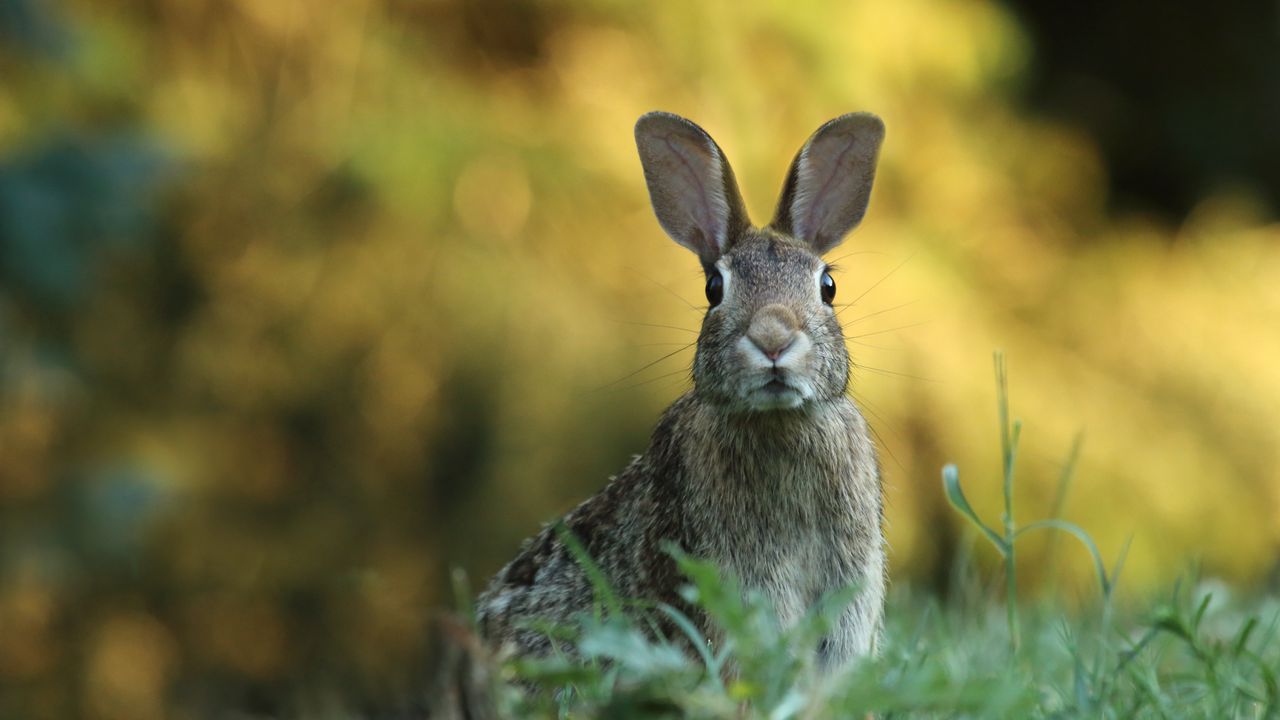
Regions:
[[476, 112, 886, 670]]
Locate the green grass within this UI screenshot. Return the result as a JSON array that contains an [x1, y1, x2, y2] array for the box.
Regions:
[[459, 354, 1280, 718]]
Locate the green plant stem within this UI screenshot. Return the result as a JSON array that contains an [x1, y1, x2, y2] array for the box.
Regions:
[[996, 351, 1021, 654], [1043, 432, 1084, 587]]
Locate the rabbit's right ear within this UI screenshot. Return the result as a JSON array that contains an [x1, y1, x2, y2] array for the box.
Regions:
[[635, 112, 751, 264]]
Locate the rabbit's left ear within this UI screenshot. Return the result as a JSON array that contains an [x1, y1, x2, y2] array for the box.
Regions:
[[770, 113, 885, 254]]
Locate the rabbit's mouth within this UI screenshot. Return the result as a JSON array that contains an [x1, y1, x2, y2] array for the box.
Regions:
[[744, 375, 808, 411], [763, 378, 791, 393]]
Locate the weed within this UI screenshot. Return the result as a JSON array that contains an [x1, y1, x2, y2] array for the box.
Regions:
[[448, 354, 1279, 718]]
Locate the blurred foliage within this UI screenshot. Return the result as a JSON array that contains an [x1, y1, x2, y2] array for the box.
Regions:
[[0, 0, 1277, 715]]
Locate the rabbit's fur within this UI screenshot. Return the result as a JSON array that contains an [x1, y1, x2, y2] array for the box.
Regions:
[[476, 111, 887, 670]]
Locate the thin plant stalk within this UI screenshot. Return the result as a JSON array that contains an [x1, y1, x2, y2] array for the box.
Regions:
[[1043, 433, 1084, 589], [943, 352, 1115, 657], [996, 351, 1021, 652]]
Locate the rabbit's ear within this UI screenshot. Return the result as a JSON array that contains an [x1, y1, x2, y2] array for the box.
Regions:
[[770, 113, 884, 254], [635, 112, 751, 264]]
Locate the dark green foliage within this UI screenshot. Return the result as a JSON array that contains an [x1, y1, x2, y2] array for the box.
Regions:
[[0, 135, 167, 308]]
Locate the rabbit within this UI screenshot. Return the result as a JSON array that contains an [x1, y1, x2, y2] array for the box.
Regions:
[[475, 111, 887, 671]]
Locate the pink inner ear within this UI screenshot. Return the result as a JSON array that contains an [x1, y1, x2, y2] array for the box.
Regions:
[[797, 134, 859, 243], [659, 134, 722, 248]]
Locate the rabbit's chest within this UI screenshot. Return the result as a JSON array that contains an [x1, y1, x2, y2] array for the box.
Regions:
[[725, 519, 834, 626], [678, 398, 883, 632], [697, 460, 871, 625]]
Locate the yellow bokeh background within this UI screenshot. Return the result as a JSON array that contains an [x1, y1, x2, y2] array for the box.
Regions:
[[0, 0, 1277, 714]]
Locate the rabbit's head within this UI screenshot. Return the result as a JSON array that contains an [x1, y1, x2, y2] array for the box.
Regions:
[[635, 112, 884, 413]]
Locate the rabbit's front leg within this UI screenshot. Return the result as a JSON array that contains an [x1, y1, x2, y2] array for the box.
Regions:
[[817, 558, 886, 671]]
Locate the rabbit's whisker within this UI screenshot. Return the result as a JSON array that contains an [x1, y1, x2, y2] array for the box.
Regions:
[[629, 268, 703, 313], [809, 321, 907, 352], [595, 342, 696, 391], [842, 254, 913, 310], [847, 339, 902, 351], [845, 321, 930, 337], [614, 367, 693, 393], [622, 321, 698, 335], [847, 387, 905, 472], [852, 362, 933, 382], [823, 249, 889, 266], [836, 299, 917, 323]]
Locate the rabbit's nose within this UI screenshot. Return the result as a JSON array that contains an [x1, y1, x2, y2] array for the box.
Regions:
[[747, 304, 800, 362]]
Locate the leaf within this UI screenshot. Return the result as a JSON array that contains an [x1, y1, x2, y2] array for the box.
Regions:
[[1073, 651, 1092, 711], [942, 464, 1007, 555], [577, 620, 691, 677], [1014, 519, 1111, 596], [770, 687, 809, 720], [657, 602, 722, 682], [510, 657, 602, 687], [1232, 616, 1258, 656], [1110, 535, 1134, 596], [1149, 605, 1191, 642], [1191, 592, 1212, 633], [556, 522, 625, 617], [1048, 432, 1085, 521], [729, 679, 759, 701], [1247, 650, 1279, 709], [665, 543, 749, 634]]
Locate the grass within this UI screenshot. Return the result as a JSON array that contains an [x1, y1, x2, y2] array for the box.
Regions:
[[451, 354, 1280, 718]]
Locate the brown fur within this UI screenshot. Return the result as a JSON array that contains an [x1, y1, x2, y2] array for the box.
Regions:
[[476, 112, 887, 670]]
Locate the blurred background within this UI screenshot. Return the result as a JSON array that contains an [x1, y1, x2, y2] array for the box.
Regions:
[[1, 0, 1278, 715]]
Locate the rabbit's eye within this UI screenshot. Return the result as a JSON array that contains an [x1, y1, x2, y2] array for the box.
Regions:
[[705, 270, 724, 308], [820, 270, 836, 304]]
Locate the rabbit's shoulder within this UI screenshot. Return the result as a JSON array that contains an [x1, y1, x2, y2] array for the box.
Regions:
[[476, 396, 697, 632]]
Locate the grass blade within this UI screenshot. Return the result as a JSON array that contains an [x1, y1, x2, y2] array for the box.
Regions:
[[555, 521, 625, 617], [1014, 519, 1112, 596]]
